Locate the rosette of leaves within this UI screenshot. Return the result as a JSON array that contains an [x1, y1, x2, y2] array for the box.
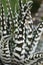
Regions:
[[0, 0, 43, 65]]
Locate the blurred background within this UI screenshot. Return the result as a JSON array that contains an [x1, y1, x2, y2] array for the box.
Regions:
[[1, 0, 43, 52]]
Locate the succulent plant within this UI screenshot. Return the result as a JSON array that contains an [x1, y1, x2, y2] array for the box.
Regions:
[[0, 0, 43, 65]]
